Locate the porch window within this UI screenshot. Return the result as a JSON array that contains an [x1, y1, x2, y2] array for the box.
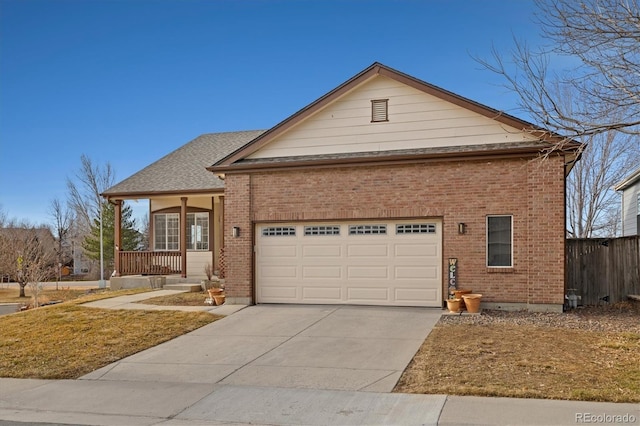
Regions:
[[487, 215, 513, 267], [154, 213, 179, 251], [154, 212, 210, 251], [187, 212, 209, 250]]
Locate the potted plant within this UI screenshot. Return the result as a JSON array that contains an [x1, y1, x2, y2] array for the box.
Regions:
[[201, 263, 217, 290], [453, 289, 473, 309], [207, 281, 225, 305], [446, 296, 462, 313]]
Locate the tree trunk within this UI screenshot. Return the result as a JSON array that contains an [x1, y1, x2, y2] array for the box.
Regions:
[[19, 283, 26, 298]]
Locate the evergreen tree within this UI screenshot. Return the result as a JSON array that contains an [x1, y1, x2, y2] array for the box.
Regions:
[[82, 202, 142, 275]]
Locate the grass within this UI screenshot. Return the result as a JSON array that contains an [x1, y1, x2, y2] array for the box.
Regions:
[[140, 290, 212, 306], [2, 285, 638, 402], [394, 320, 640, 403], [0, 288, 220, 379], [0, 286, 150, 307]]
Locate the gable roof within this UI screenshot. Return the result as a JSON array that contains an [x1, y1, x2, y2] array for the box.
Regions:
[[209, 62, 576, 172], [103, 130, 264, 199], [614, 166, 640, 191]]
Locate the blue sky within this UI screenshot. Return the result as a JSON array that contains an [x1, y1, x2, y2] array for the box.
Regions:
[[0, 0, 543, 226]]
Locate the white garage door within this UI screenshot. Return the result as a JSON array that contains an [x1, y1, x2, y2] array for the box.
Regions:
[[255, 220, 442, 307]]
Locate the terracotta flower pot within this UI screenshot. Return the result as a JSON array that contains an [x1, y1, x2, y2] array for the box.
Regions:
[[446, 298, 462, 313], [453, 289, 473, 309], [462, 294, 483, 313], [207, 288, 225, 305]]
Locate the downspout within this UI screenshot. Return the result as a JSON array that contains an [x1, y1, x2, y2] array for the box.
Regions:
[[113, 199, 122, 277], [181, 197, 187, 278]]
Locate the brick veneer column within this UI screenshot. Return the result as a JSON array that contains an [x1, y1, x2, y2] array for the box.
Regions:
[[223, 174, 253, 303]]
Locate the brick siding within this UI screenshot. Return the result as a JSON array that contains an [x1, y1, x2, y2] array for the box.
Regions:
[[224, 154, 566, 306]]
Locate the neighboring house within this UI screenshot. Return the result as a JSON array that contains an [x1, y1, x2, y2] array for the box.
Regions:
[[614, 167, 640, 236], [104, 62, 581, 312], [72, 238, 91, 276]]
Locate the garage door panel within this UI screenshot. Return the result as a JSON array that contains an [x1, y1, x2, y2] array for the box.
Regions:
[[302, 287, 342, 301], [260, 286, 299, 300], [302, 266, 342, 278], [302, 245, 342, 257], [347, 287, 389, 301], [395, 243, 438, 257], [347, 244, 389, 257], [261, 245, 298, 257], [395, 266, 438, 279], [347, 266, 389, 279], [261, 266, 299, 279], [395, 288, 439, 303], [257, 221, 442, 307]]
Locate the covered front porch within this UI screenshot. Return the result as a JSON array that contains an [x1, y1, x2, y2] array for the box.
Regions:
[[108, 194, 225, 280]]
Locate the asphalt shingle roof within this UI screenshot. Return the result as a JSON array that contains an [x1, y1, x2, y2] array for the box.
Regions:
[[103, 130, 265, 197], [235, 141, 549, 166]]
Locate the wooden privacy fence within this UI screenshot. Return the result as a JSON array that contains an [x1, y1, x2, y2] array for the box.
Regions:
[[566, 236, 640, 305]]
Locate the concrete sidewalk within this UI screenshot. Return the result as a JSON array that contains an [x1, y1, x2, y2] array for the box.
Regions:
[[0, 295, 637, 425], [81, 289, 246, 316], [0, 379, 636, 425]]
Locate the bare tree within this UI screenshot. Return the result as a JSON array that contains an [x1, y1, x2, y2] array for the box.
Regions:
[[0, 205, 7, 227], [67, 154, 116, 236], [0, 223, 56, 302], [66, 155, 117, 279], [478, 0, 640, 146], [139, 212, 149, 251], [567, 130, 637, 237], [49, 198, 73, 289], [477, 0, 640, 237]]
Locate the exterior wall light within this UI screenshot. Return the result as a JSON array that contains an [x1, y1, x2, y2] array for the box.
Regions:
[[232, 226, 240, 238], [458, 223, 466, 234]]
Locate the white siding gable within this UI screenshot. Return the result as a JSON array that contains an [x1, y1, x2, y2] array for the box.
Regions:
[[620, 182, 640, 236], [248, 75, 538, 159]]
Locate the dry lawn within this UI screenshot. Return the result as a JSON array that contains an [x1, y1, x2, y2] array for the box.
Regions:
[[140, 290, 211, 306], [394, 304, 640, 403], [0, 286, 150, 307], [0, 298, 219, 379]]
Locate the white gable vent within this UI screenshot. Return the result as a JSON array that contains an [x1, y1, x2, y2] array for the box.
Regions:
[[371, 99, 388, 122]]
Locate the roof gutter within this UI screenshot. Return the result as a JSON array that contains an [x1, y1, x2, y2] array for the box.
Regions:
[[208, 145, 580, 176], [102, 188, 225, 201]]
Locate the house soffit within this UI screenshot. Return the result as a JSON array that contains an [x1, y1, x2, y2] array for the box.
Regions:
[[614, 166, 640, 191]]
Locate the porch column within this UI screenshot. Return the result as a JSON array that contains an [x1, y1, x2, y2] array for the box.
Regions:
[[180, 197, 187, 278], [113, 200, 122, 277]]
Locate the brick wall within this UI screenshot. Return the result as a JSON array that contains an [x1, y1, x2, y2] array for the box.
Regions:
[[223, 155, 567, 306], [222, 174, 252, 299]]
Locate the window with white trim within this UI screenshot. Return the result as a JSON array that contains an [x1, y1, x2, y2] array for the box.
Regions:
[[187, 212, 209, 250], [349, 224, 387, 235], [154, 213, 179, 251], [262, 227, 296, 236], [396, 223, 436, 234], [487, 215, 513, 267], [304, 226, 340, 236], [153, 212, 210, 251]]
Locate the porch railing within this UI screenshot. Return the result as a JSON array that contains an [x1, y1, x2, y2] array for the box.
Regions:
[[118, 251, 182, 276]]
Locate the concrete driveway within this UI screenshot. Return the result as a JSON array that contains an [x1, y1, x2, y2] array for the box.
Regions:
[[3, 304, 637, 425], [82, 304, 442, 392]]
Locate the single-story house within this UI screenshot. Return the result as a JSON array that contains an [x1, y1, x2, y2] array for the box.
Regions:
[[103, 62, 581, 312], [614, 167, 640, 236]]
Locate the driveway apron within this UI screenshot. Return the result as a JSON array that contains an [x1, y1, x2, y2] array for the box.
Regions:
[[81, 304, 442, 392]]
